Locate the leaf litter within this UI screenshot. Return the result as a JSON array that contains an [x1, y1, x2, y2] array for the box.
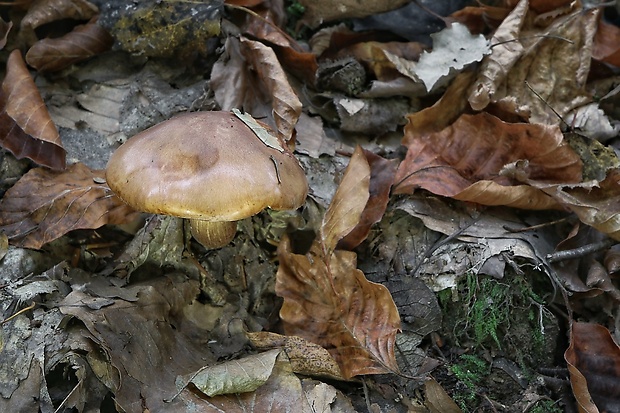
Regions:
[[1, 0, 620, 412]]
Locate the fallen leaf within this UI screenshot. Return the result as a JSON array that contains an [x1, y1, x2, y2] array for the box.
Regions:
[[0, 162, 138, 249], [412, 22, 490, 91], [20, 0, 99, 46], [276, 236, 401, 379], [592, 17, 620, 67], [470, 2, 597, 124], [276, 146, 400, 379], [299, 0, 409, 28], [247, 331, 345, 380], [565, 322, 620, 413], [393, 112, 583, 209], [339, 150, 398, 250], [188, 349, 281, 397], [0, 17, 12, 50], [211, 36, 303, 142], [0, 50, 66, 170], [25, 17, 114, 72], [321, 146, 370, 255]]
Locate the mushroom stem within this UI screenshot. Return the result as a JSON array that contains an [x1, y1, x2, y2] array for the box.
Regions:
[[190, 219, 237, 249]]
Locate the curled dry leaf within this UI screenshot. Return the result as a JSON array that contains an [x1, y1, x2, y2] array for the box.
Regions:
[[276, 147, 400, 379], [565, 322, 620, 413], [393, 112, 582, 206], [0, 162, 138, 249], [339, 149, 398, 250], [0, 50, 66, 170], [0, 17, 12, 50], [20, 0, 99, 46], [299, 0, 409, 28], [26, 17, 114, 72], [240, 37, 302, 142], [321, 146, 370, 255]]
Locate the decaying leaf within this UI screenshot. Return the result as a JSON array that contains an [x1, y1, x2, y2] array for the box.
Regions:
[[0, 162, 138, 249], [0, 50, 66, 170], [276, 147, 400, 379], [393, 112, 583, 210], [565, 322, 620, 413], [188, 349, 281, 397], [247, 331, 345, 380], [470, 1, 597, 124], [412, 22, 490, 91], [25, 17, 114, 72]]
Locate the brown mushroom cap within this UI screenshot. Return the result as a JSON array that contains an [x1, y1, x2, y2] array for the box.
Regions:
[[105, 111, 308, 222]]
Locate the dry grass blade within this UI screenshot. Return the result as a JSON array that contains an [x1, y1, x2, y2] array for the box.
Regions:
[[0, 163, 138, 249], [26, 17, 113, 72], [0, 50, 66, 170]]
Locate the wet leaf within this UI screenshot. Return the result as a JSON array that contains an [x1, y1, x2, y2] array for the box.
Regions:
[[339, 150, 398, 250], [189, 349, 281, 397], [393, 112, 583, 209], [321, 146, 370, 255], [565, 322, 620, 413], [0, 50, 66, 170], [25, 17, 114, 72], [0, 163, 138, 249]]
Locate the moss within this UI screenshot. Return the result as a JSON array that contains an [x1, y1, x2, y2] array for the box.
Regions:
[[449, 354, 489, 410]]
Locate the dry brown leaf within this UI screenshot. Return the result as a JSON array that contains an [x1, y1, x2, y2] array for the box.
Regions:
[[0, 162, 138, 249], [531, 169, 620, 240], [247, 331, 346, 380], [276, 147, 399, 379], [0, 17, 12, 50], [321, 146, 370, 255], [565, 322, 620, 413], [339, 149, 398, 250], [0, 50, 66, 170], [25, 17, 113, 72], [20, 0, 98, 46], [299, 0, 408, 28], [592, 17, 620, 67], [276, 236, 401, 379], [210, 36, 302, 143], [240, 37, 302, 142], [470, 2, 597, 124], [468, 0, 528, 111], [392, 113, 583, 207]]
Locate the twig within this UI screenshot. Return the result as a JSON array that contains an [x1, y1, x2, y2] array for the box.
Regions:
[[1, 301, 36, 325], [546, 238, 616, 263]]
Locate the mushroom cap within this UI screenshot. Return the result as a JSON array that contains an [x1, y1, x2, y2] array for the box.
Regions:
[[105, 111, 308, 222]]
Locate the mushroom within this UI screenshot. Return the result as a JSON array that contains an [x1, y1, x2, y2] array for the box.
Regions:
[[105, 110, 308, 249]]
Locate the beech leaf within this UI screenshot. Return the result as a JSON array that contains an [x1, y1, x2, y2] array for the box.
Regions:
[[321, 146, 370, 254], [25, 17, 114, 72], [0, 50, 66, 170], [276, 237, 401, 379], [0, 163, 138, 249], [565, 322, 620, 413]]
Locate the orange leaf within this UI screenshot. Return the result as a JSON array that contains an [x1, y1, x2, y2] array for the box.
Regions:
[[565, 322, 620, 413], [276, 236, 401, 379], [320, 146, 370, 255], [25, 17, 113, 72], [393, 112, 583, 205], [0, 50, 66, 170], [0, 162, 138, 249]]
